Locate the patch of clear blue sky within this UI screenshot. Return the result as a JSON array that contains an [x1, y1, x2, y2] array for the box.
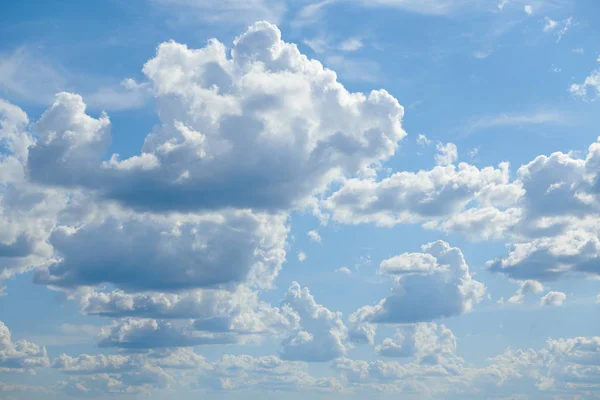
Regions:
[[1, 1, 600, 397]]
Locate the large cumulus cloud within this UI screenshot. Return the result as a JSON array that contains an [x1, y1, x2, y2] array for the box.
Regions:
[[26, 22, 405, 213]]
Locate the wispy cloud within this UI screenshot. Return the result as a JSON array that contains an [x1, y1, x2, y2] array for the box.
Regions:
[[460, 111, 568, 135]]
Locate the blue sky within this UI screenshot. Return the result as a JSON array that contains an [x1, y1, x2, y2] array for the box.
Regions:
[[1, 0, 600, 398]]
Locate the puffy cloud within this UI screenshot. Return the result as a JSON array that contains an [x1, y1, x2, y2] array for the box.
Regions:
[[0, 320, 49, 372], [508, 280, 544, 304], [376, 323, 457, 363], [570, 66, 600, 100], [81, 286, 298, 335], [435, 142, 458, 166], [352, 241, 485, 324], [307, 229, 321, 243], [489, 229, 600, 281], [27, 22, 405, 213], [97, 319, 240, 349], [323, 162, 514, 227], [335, 267, 352, 275], [279, 282, 348, 362], [540, 291, 566, 307], [34, 210, 288, 291], [52, 354, 138, 375]]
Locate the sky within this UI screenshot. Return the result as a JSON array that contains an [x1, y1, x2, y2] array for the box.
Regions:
[[1, 0, 600, 399]]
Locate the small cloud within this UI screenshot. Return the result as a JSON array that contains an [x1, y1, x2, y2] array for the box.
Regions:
[[298, 251, 307, 262], [509, 280, 544, 304], [303, 37, 329, 54], [468, 147, 479, 158], [572, 48, 584, 54], [473, 50, 492, 59], [307, 230, 321, 243], [497, 0, 509, 10], [543, 17, 559, 32], [416, 134, 431, 147], [551, 65, 561, 73], [543, 16, 573, 42], [435, 142, 458, 166], [540, 291, 566, 307], [335, 267, 352, 275], [339, 38, 363, 52], [524, 5, 533, 15]]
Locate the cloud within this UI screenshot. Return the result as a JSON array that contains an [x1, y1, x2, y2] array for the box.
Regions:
[[376, 323, 457, 363], [149, 0, 287, 25], [80, 286, 298, 337], [489, 229, 600, 281], [307, 230, 322, 243], [34, 210, 288, 291], [570, 68, 600, 100], [339, 38, 364, 52], [351, 241, 485, 324], [508, 280, 544, 304], [435, 142, 458, 166], [0, 320, 49, 372], [98, 318, 240, 349], [540, 291, 566, 306], [280, 282, 348, 362], [416, 134, 431, 147], [461, 111, 567, 134], [335, 267, 352, 275], [524, 5, 533, 14], [543, 16, 573, 41], [323, 162, 514, 227], [26, 23, 405, 213]]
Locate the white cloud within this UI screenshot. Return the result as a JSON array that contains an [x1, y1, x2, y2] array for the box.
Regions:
[[26, 22, 405, 213], [508, 280, 544, 304], [540, 291, 566, 306], [0, 320, 49, 373], [473, 50, 492, 59], [462, 111, 566, 134], [307, 230, 322, 243], [524, 5, 533, 15], [376, 323, 457, 363], [280, 282, 348, 362], [435, 142, 458, 166], [543, 16, 573, 42], [323, 161, 513, 227], [339, 38, 364, 52], [335, 267, 352, 275], [416, 134, 431, 147], [298, 251, 307, 262], [570, 69, 600, 100], [351, 241, 485, 324]]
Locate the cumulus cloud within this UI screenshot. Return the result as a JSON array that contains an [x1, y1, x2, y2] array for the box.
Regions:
[[26, 22, 405, 213], [280, 282, 348, 362], [435, 142, 458, 166], [351, 241, 485, 324], [489, 229, 600, 281], [34, 210, 288, 291], [376, 323, 457, 363], [80, 286, 298, 337], [570, 68, 600, 100], [540, 291, 566, 307], [97, 319, 240, 349], [323, 162, 514, 227], [0, 320, 49, 372], [508, 280, 544, 304]]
